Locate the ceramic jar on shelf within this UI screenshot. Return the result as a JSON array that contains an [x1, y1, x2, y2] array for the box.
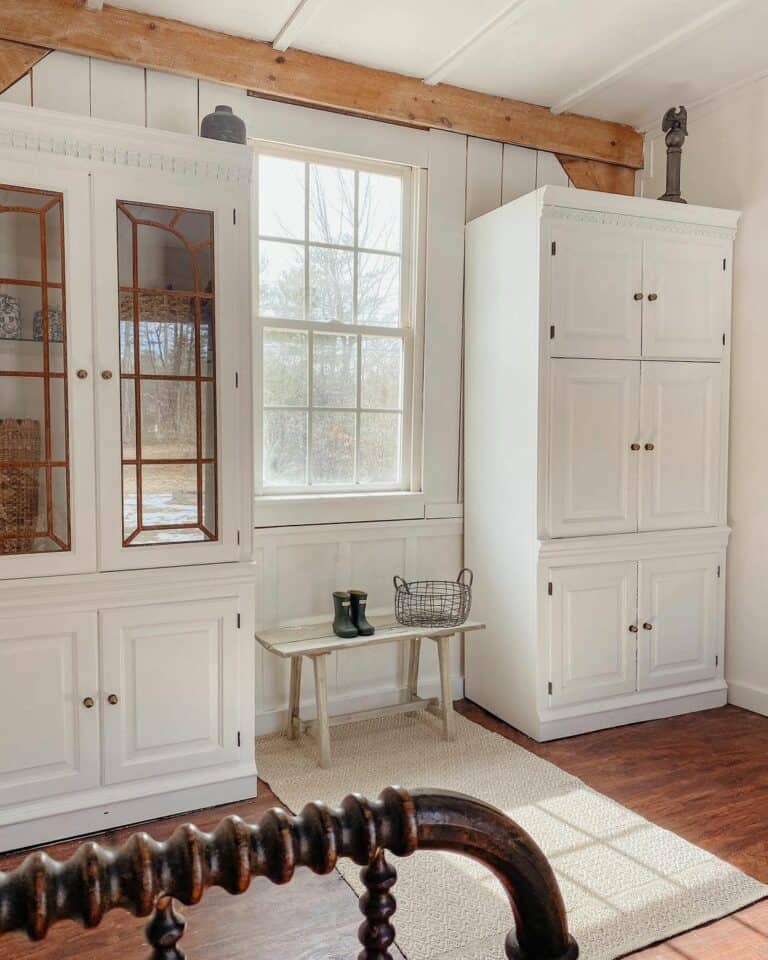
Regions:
[[0, 295, 21, 340], [33, 308, 64, 343]]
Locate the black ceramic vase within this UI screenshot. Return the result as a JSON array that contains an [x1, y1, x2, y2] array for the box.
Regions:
[[200, 105, 247, 145]]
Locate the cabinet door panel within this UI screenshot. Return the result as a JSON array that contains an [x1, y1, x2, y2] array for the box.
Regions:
[[100, 598, 240, 785], [638, 555, 719, 690], [549, 224, 642, 358], [642, 236, 728, 359], [549, 359, 639, 537], [549, 562, 638, 707], [0, 612, 99, 805], [639, 362, 721, 531]]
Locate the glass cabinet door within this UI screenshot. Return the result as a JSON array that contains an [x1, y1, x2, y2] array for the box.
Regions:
[[116, 202, 218, 547], [0, 184, 71, 555]]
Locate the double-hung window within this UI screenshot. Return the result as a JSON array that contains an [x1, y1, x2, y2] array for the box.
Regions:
[[254, 144, 422, 512]]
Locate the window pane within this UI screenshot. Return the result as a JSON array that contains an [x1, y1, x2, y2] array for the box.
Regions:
[[264, 410, 307, 486], [264, 329, 308, 407], [133, 294, 197, 377], [359, 412, 401, 484], [313, 333, 357, 408], [309, 164, 354, 246], [259, 241, 305, 320], [357, 253, 400, 327], [359, 172, 402, 253], [259, 155, 305, 240], [361, 337, 403, 410], [309, 246, 353, 323], [140, 380, 197, 460], [311, 411, 355, 484]]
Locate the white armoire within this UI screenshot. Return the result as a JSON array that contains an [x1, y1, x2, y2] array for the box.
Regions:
[[464, 185, 740, 741]]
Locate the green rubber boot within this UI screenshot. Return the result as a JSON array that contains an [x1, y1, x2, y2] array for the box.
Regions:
[[332, 591, 358, 638]]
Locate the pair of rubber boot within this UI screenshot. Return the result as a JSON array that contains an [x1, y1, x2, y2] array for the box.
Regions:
[[332, 590, 375, 638]]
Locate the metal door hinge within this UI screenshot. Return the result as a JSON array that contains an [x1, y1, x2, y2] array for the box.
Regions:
[[237, 613, 241, 629], [237, 731, 241, 747], [547, 581, 553, 596], [237, 529, 241, 546], [715, 655, 719, 667], [723, 257, 727, 271], [717, 564, 721, 578], [547, 681, 552, 695], [722, 333, 726, 346], [549, 324, 555, 340], [551, 241, 556, 255], [233, 208, 237, 225], [235, 371, 239, 388]]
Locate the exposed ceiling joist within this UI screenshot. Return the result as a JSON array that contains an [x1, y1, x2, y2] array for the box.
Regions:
[[0, 0, 643, 169], [273, 0, 326, 53], [0, 39, 48, 94], [550, 0, 748, 115], [423, 0, 535, 87]]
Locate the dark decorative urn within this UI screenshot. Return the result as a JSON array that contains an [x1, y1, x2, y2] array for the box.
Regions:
[[200, 105, 247, 145], [658, 105, 688, 203]]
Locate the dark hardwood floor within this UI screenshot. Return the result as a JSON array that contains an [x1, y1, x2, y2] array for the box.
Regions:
[[0, 702, 766, 960]]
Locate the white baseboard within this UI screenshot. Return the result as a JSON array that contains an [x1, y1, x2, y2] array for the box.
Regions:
[[727, 681, 768, 717], [255, 676, 465, 736]]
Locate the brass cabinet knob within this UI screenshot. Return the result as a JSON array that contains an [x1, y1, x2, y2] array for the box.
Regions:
[[628, 624, 638, 633], [82, 696, 95, 708], [630, 442, 641, 451], [107, 694, 119, 705], [643, 622, 653, 630], [644, 442, 655, 451], [647, 293, 658, 301], [633, 292, 643, 301], [101, 370, 113, 380], [76, 369, 88, 379]]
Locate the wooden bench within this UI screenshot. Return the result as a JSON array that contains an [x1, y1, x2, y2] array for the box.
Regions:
[[256, 618, 485, 768]]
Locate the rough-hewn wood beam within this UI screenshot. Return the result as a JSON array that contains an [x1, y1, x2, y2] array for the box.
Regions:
[[0, 0, 643, 169], [0, 39, 48, 94], [557, 155, 636, 196]]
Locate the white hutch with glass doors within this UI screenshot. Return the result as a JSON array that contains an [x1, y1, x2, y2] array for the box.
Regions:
[[0, 103, 255, 851], [464, 186, 739, 741]]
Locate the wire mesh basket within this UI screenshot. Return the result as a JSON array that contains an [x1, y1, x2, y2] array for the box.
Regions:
[[393, 568, 473, 628]]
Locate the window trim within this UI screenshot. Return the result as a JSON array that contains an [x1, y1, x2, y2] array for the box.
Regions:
[[251, 140, 426, 525]]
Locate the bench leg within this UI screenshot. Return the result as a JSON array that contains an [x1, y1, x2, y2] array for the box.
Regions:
[[437, 635, 456, 742], [287, 656, 302, 740], [312, 654, 332, 769], [407, 636, 422, 700]]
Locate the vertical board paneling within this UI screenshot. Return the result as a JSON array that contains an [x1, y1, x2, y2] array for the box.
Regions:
[[536, 150, 571, 188], [146, 70, 198, 135], [32, 51, 90, 115], [0, 74, 32, 107], [422, 128, 467, 508], [501, 143, 538, 203], [465, 137, 503, 222], [90, 60, 146, 126]]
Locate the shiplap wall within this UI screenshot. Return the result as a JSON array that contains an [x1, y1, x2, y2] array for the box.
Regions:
[[1, 52, 570, 731]]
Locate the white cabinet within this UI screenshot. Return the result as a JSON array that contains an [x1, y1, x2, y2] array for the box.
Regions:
[[549, 359, 639, 537], [549, 562, 638, 707], [548, 222, 730, 361], [639, 362, 722, 531], [465, 185, 738, 741], [0, 613, 99, 805], [100, 598, 241, 784], [549, 223, 642, 358], [637, 555, 720, 691]]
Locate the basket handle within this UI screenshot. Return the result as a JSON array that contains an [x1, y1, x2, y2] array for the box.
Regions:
[[456, 568, 474, 587], [393, 575, 411, 594]]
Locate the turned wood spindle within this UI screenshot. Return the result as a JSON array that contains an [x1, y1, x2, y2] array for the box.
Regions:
[[358, 849, 398, 960], [146, 895, 187, 960]]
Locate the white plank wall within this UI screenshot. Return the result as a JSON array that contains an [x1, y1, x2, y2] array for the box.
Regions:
[[0, 52, 569, 730]]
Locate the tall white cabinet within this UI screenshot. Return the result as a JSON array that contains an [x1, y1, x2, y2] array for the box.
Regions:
[[464, 186, 739, 741], [0, 103, 256, 850]]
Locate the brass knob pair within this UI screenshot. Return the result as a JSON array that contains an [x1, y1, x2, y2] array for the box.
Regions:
[[76, 370, 113, 379], [82, 695, 119, 707], [629, 623, 654, 633], [630, 443, 655, 451]]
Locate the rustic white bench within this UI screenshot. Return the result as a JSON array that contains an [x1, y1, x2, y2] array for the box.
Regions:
[[256, 618, 485, 768]]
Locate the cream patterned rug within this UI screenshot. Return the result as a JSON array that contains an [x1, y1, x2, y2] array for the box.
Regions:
[[257, 711, 766, 960]]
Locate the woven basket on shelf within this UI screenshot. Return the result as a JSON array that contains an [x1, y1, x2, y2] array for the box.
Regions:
[[118, 291, 195, 325], [0, 419, 41, 555]]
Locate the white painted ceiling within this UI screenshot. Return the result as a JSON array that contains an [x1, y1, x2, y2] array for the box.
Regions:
[[108, 0, 768, 130]]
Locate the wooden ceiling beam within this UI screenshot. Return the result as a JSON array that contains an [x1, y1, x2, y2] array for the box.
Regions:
[[556, 155, 636, 196], [0, 0, 643, 168], [0, 39, 48, 95]]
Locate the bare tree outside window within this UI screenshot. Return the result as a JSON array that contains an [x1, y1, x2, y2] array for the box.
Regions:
[[257, 149, 416, 493]]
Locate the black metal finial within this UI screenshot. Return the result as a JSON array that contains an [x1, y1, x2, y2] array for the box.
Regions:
[[658, 105, 688, 203]]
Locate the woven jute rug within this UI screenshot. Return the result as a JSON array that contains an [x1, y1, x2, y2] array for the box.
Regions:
[[257, 711, 766, 960]]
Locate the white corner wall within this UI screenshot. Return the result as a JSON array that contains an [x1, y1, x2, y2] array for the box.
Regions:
[[1, 52, 572, 731], [640, 81, 768, 717]]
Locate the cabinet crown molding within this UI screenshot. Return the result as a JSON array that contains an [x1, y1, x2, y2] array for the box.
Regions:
[[0, 102, 251, 183], [541, 203, 736, 241]]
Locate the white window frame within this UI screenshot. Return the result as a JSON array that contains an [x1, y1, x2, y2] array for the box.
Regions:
[[252, 140, 426, 527]]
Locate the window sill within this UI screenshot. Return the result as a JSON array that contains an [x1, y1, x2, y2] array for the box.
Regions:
[[253, 491, 425, 528]]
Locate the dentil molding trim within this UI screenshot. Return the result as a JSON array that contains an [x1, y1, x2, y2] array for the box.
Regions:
[[541, 203, 736, 241]]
